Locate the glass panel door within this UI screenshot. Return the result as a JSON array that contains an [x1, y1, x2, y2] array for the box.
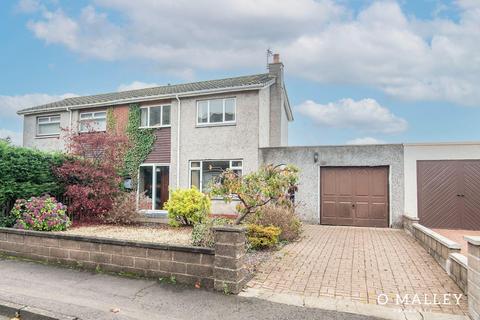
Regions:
[[139, 166, 153, 210], [154, 166, 170, 210]]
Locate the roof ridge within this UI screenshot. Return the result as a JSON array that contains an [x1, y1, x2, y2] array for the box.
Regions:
[[18, 73, 273, 114]]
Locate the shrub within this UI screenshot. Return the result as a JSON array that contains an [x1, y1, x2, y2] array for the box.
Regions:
[[164, 188, 210, 227], [210, 164, 299, 224], [100, 192, 149, 225], [0, 141, 65, 211], [0, 214, 16, 228], [11, 196, 71, 231], [246, 224, 281, 250], [248, 204, 302, 241], [191, 217, 231, 247], [54, 131, 129, 221]]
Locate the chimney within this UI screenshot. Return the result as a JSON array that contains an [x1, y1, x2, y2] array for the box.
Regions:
[[273, 53, 280, 63]]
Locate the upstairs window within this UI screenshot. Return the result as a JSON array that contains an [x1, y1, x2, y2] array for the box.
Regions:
[[79, 111, 107, 132], [140, 105, 171, 128], [37, 115, 61, 136], [197, 98, 236, 125]]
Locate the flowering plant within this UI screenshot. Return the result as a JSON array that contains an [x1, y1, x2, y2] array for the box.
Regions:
[[11, 196, 71, 231]]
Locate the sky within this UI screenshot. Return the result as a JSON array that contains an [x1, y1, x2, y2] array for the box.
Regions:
[[1, 0, 479, 146]]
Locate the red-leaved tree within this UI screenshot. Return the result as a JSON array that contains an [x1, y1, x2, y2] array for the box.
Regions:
[[55, 129, 129, 221]]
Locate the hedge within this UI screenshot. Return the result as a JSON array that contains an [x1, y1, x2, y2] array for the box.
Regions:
[[0, 141, 65, 210]]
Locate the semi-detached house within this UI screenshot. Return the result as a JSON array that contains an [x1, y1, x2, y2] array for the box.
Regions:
[[17, 54, 480, 231]]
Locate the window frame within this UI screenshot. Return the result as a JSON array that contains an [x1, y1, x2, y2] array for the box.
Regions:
[[36, 114, 61, 136], [137, 163, 170, 212], [78, 111, 107, 133], [196, 97, 236, 126], [139, 104, 172, 129], [189, 159, 243, 192]]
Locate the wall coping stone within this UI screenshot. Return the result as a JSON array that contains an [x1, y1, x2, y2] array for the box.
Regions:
[[465, 236, 480, 246], [412, 223, 461, 249], [450, 252, 468, 268], [403, 215, 419, 222], [212, 226, 247, 233], [0, 227, 214, 255]]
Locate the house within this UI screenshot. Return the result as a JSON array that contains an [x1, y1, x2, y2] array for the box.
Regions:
[[17, 54, 293, 216], [17, 54, 480, 230]]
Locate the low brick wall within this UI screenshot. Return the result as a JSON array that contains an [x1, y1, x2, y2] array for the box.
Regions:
[[411, 223, 461, 271], [402, 215, 419, 235], [449, 252, 468, 294], [465, 236, 480, 319], [0, 226, 246, 292]]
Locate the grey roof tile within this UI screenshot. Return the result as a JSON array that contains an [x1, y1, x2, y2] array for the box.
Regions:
[[18, 73, 273, 114]]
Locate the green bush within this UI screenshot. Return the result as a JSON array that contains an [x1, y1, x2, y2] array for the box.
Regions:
[[164, 188, 211, 227], [11, 196, 71, 231], [191, 217, 231, 247], [248, 204, 302, 241], [246, 224, 281, 250], [0, 141, 65, 208]]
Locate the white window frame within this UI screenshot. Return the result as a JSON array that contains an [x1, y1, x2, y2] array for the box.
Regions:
[[189, 159, 243, 192], [196, 97, 236, 126], [36, 114, 61, 136], [137, 163, 170, 213], [79, 111, 107, 133], [139, 105, 171, 128]]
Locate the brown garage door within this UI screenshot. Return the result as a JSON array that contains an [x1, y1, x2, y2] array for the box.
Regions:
[[417, 160, 480, 230], [321, 167, 389, 227]]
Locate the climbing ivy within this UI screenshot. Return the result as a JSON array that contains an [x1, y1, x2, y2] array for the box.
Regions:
[[106, 107, 117, 133], [124, 104, 156, 188]]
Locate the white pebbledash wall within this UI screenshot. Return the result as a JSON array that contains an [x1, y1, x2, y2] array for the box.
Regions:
[[404, 142, 480, 218]]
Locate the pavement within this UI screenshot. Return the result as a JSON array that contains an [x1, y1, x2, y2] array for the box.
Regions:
[[0, 257, 375, 320], [247, 225, 468, 315]]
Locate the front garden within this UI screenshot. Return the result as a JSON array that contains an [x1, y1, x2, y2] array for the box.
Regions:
[[0, 107, 303, 284]]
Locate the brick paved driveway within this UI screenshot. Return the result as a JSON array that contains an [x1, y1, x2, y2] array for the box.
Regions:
[[247, 225, 468, 315]]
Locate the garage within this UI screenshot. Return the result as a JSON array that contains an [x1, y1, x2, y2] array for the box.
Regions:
[[417, 160, 480, 230], [320, 166, 389, 227]]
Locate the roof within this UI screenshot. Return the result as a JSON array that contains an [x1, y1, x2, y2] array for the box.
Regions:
[[18, 73, 275, 115]]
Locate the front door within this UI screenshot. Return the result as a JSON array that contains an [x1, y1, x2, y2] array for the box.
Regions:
[[320, 166, 389, 227], [139, 164, 170, 211]]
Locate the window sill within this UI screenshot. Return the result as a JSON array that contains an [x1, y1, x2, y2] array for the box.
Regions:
[[78, 130, 107, 134], [35, 134, 60, 139], [139, 125, 171, 129], [195, 122, 236, 128]]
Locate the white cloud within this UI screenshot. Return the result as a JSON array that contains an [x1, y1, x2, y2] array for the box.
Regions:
[[0, 129, 22, 146], [346, 137, 385, 145], [0, 93, 77, 118], [22, 1, 480, 105], [117, 81, 160, 92], [296, 98, 407, 134]]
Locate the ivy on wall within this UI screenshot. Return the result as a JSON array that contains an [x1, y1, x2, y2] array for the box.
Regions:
[[124, 104, 156, 188], [106, 107, 117, 133]]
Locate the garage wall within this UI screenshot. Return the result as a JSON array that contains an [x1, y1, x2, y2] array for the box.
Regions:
[[404, 142, 480, 219], [260, 144, 404, 227]]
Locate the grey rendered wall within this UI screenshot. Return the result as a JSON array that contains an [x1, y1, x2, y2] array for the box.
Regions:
[[23, 111, 70, 152], [260, 145, 404, 227], [171, 90, 261, 191]]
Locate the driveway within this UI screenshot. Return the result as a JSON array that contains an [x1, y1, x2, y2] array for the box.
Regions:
[[433, 228, 480, 254], [246, 225, 468, 315]]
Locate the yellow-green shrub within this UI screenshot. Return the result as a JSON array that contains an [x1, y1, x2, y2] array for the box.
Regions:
[[164, 188, 211, 227], [246, 224, 281, 250]]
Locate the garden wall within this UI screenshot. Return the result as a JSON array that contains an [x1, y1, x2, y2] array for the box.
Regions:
[[0, 226, 246, 293]]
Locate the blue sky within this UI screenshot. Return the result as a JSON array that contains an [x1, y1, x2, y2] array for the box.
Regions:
[[1, 0, 479, 146]]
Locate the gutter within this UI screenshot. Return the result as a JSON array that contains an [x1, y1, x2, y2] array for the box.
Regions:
[[17, 81, 275, 116], [175, 94, 181, 188]]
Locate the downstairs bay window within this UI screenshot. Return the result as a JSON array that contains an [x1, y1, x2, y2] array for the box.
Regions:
[[189, 160, 243, 192]]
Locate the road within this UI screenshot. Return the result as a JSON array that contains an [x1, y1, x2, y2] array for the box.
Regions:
[[0, 258, 377, 320]]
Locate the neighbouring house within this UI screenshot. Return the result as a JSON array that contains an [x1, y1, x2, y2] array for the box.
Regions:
[[17, 54, 480, 230]]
